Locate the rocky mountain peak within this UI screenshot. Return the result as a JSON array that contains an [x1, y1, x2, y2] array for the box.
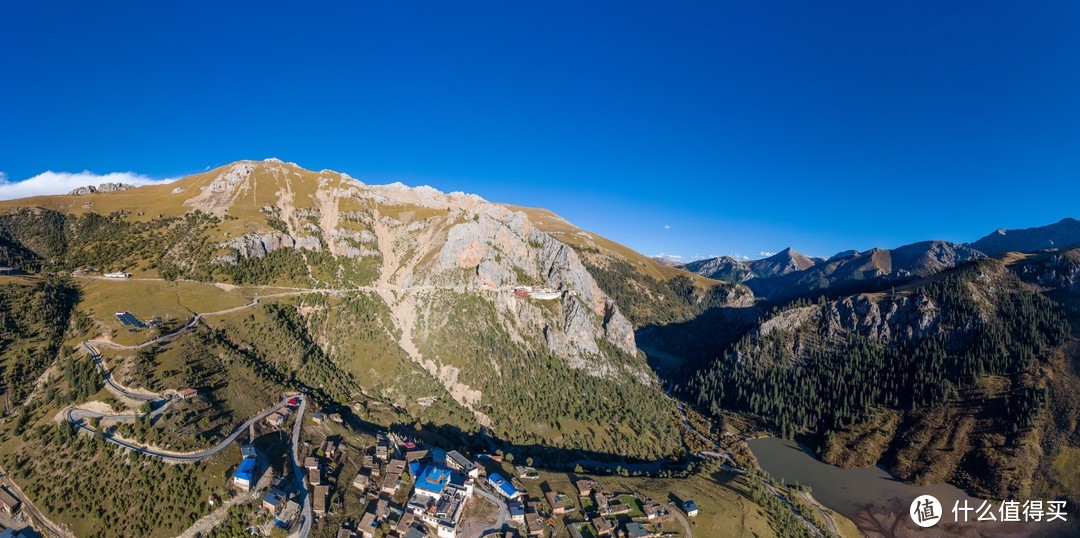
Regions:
[[747, 246, 817, 278]]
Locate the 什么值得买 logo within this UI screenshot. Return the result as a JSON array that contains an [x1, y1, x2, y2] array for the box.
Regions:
[[909, 495, 1068, 527], [910, 495, 942, 528]]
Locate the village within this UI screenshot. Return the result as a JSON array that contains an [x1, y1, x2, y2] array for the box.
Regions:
[[0, 291, 713, 538], [221, 397, 701, 538]]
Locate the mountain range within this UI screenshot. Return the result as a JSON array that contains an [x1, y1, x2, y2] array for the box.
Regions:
[[681, 218, 1080, 302], [0, 159, 1077, 536]]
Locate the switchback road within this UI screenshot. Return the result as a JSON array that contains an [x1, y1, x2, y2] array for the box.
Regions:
[[66, 398, 290, 463]]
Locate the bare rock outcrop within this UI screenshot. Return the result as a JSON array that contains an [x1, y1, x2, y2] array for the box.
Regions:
[[824, 293, 941, 342], [213, 231, 321, 264], [67, 183, 137, 195], [436, 203, 638, 361], [1015, 249, 1080, 291]]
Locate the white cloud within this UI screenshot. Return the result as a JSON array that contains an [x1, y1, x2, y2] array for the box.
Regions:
[[652, 252, 683, 260], [687, 253, 720, 261], [758, 251, 776, 258], [0, 170, 177, 200], [663, 224, 671, 230]]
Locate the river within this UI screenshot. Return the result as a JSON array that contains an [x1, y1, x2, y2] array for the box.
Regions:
[[748, 437, 1074, 537]]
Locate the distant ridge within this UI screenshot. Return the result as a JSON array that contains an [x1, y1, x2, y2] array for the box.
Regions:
[[681, 217, 1080, 301], [683, 255, 755, 282], [747, 247, 817, 278], [651, 256, 685, 268], [968, 217, 1080, 256]]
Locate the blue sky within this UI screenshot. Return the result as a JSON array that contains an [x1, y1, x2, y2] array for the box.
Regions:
[[2, 1, 1078, 261]]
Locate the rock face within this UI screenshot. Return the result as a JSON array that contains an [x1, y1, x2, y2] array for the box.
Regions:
[[969, 217, 1080, 255], [213, 232, 322, 264], [684, 248, 819, 282], [66, 183, 137, 195], [683, 255, 755, 282], [67, 186, 95, 196], [1015, 247, 1080, 291], [888, 241, 986, 278], [731, 260, 988, 363], [435, 203, 638, 358], [744, 292, 941, 364], [0, 159, 684, 463], [688, 241, 987, 300], [172, 160, 645, 385], [824, 293, 941, 342], [709, 260, 1078, 504]]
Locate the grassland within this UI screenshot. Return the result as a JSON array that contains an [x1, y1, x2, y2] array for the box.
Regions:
[[76, 278, 260, 342], [478, 458, 779, 537], [378, 203, 449, 222]]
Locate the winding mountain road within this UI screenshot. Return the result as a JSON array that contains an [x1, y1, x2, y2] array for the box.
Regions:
[[472, 486, 509, 533], [69, 291, 313, 465], [66, 398, 291, 463], [83, 342, 165, 401], [666, 502, 694, 538], [64, 276, 801, 537], [287, 396, 312, 538], [799, 490, 840, 537]]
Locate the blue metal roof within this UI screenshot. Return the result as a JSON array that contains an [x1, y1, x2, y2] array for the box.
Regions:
[[413, 463, 453, 494], [488, 473, 519, 497], [234, 456, 257, 481]]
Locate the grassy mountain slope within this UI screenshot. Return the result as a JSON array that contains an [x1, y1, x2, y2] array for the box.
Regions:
[[0, 161, 711, 536], [0, 160, 687, 461]]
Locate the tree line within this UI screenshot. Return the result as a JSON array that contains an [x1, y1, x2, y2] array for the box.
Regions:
[[690, 266, 1071, 440]]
